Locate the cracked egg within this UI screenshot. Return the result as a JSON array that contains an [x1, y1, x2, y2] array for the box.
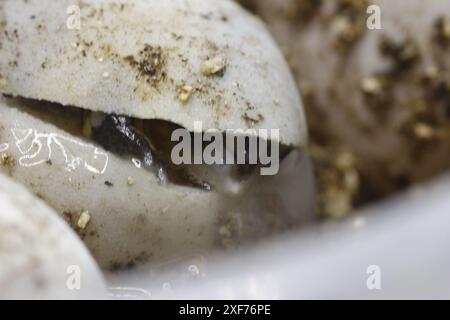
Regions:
[[0, 0, 314, 270]]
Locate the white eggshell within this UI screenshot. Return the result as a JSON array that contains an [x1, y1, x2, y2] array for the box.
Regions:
[[0, 173, 107, 299], [0, 0, 306, 148], [0, 97, 315, 269]]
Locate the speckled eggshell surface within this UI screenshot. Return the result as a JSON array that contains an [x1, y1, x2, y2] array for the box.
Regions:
[[240, 0, 450, 194], [0, 173, 107, 299], [0, 0, 307, 148]]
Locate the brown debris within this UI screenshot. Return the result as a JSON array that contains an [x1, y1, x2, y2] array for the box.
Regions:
[[360, 76, 383, 95], [201, 56, 226, 76], [434, 16, 450, 48], [178, 85, 194, 104], [0, 153, 16, 168], [332, 0, 368, 52], [63, 210, 92, 238], [379, 36, 421, 71], [310, 145, 360, 219], [283, 0, 322, 23], [124, 44, 167, 86], [77, 211, 91, 230]]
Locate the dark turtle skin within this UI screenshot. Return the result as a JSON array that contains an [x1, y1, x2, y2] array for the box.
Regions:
[[90, 114, 166, 182]]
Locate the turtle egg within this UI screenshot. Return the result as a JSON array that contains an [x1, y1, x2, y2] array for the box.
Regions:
[[0, 0, 315, 269], [239, 0, 450, 214], [0, 173, 107, 299]]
